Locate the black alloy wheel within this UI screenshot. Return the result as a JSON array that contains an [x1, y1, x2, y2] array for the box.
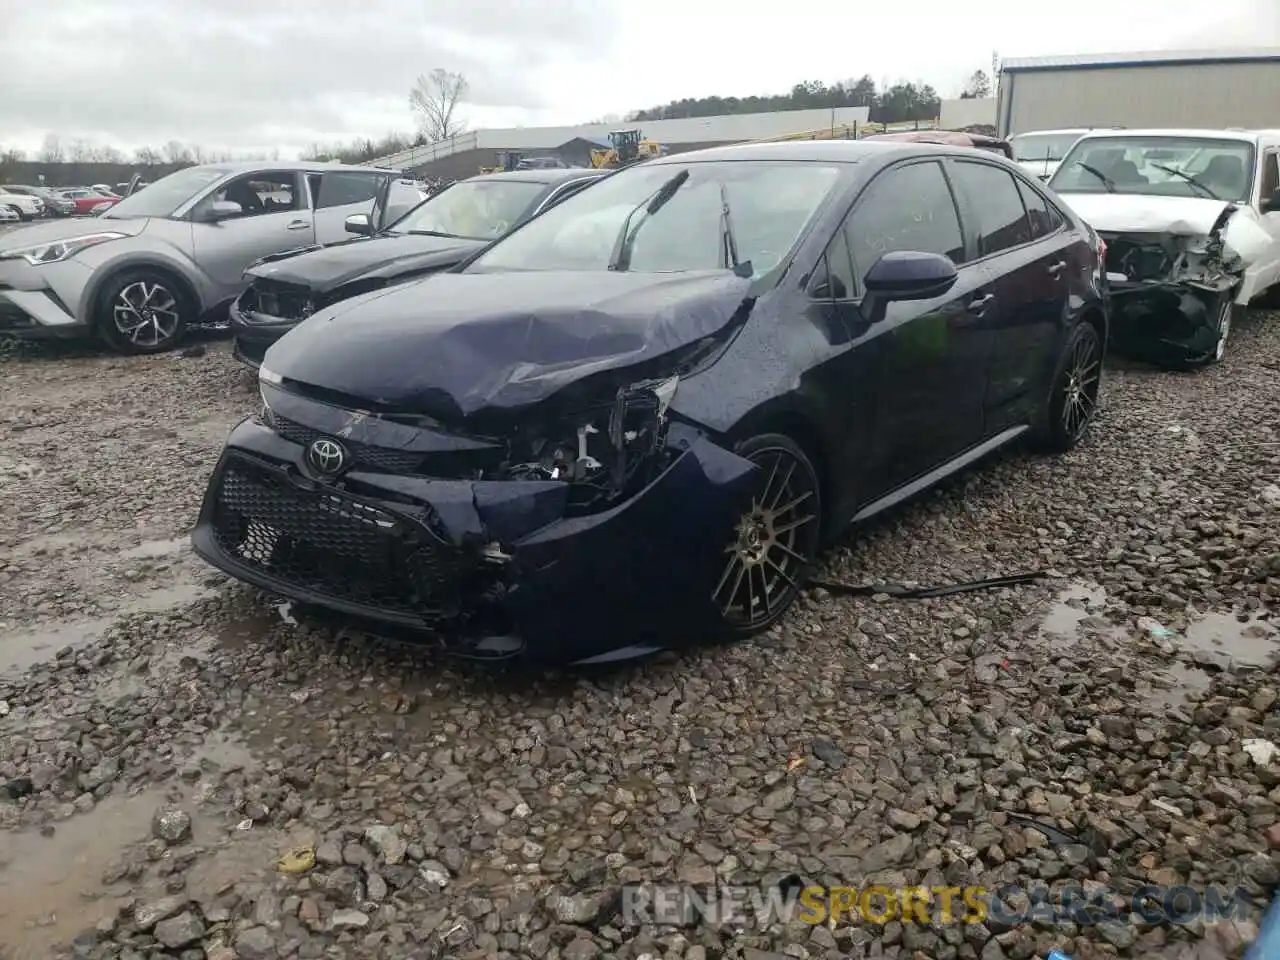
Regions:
[[97, 269, 192, 355], [712, 433, 822, 636], [1034, 321, 1102, 453]]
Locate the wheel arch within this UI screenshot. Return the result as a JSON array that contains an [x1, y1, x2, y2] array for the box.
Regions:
[[725, 400, 832, 522]]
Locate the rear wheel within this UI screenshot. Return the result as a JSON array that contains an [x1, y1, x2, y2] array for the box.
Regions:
[[6, 204, 25, 221], [96, 269, 192, 355], [1032, 321, 1102, 453], [712, 433, 822, 637]]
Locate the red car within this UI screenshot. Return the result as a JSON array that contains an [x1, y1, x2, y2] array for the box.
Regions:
[[55, 187, 120, 216]]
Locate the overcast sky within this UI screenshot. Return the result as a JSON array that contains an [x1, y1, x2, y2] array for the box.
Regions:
[[3, 0, 1278, 158]]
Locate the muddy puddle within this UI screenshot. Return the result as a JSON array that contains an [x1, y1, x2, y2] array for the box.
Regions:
[[1179, 612, 1280, 670], [0, 734, 285, 959], [1141, 662, 1214, 711], [1029, 581, 1115, 648], [0, 581, 216, 677]]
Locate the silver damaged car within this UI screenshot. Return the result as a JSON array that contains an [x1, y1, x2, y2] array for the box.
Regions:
[[0, 161, 425, 353]]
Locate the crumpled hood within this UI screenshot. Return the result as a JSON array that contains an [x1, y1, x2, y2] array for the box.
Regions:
[[264, 270, 753, 420], [245, 232, 484, 292], [1059, 192, 1274, 265], [0, 216, 148, 249]]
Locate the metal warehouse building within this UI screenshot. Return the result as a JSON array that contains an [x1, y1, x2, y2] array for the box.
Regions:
[[996, 48, 1280, 137]]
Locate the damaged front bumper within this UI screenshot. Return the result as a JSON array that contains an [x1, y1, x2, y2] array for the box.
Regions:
[[1101, 206, 1239, 368], [190, 413, 757, 664], [229, 282, 316, 368]]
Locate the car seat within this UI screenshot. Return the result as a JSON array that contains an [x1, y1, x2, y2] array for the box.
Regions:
[[1200, 155, 1246, 198]]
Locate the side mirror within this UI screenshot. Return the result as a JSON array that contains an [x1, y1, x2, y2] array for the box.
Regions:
[[205, 200, 242, 222], [345, 213, 372, 235], [864, 251, 958, 302], [1263, 189, 1280, 213]]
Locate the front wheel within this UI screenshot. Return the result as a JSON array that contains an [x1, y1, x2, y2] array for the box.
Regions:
[[1032, 321, 1102, 454], [96, 269, 192, 355], [6, 204, 26, 221], [712, 433, 822, 637]]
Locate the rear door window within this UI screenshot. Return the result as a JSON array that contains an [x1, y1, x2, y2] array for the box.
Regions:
[[316, 171, 382, 209], [950, 161, 1032, 256], [1015, 178, 1063, 241]]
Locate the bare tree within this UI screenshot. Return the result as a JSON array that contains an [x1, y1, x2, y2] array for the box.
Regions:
[[39, 133, 65, 163], [98, 145, 124, 164], [0, 147, 26, 164], [163, 140, 192, 164], [68, 138, 94, 162], [409, 69, 468, 142], [960, 69, 992, 99], [135, 146, 163, 165]]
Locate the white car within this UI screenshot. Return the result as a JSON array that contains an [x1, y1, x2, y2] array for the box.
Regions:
[[0, 206, 18, 224], [1048, 127, 1280, 368], [1010, 128, 1091, 181], [0, 189, 45, 221]]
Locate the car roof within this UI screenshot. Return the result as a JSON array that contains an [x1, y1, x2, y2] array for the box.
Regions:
[[1011, 129, 1092, 137], [646, 138, 1012, 165], [471, 167, 606, 184], [1070, 128, 1263, 143], [180, 160, 405, 176]]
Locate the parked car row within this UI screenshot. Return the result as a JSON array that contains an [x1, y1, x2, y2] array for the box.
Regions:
[[0, 183, 116, 218], [1, 132, 1272, 665]]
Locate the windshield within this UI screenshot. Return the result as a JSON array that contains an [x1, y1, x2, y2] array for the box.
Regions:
[[1011, 132, 1085, 162], [466, 160, 842, 278], [387, 179, 547, 240], [102, 165, 231, 219], [1049, 136, 1256, 202]]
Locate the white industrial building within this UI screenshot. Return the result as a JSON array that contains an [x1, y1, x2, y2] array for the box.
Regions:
[[996, 48, 1280, 137], [375, 106, 872, 178]]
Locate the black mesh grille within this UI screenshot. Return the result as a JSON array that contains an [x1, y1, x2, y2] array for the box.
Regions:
[[242, 279, 314, 322], [267, 413, 425, 473], [210, 456, 467, 616]]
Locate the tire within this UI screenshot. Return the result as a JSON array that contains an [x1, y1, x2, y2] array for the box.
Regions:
[[96, 268, 193, 355], [1031, 321, 1103, 454], [711, 433, 822, 637], [6, 204, 25, 221]]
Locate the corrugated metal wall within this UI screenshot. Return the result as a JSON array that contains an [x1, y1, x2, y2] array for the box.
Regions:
[[1000, 62, 1280, 136]]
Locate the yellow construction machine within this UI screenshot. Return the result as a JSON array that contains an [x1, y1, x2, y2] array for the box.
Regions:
[[590, 130, 664, 168]]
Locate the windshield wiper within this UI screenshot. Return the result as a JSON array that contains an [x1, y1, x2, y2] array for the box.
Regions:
[[1076, 163, 1117, 193], [1148, 162, 1222, 200], [407, 229, 462, 238], [608, 169, 690, 272], [718, 182, 752, 278]]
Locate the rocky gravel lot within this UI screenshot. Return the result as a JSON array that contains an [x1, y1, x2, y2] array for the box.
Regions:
[[0, 312, 1278, 960]]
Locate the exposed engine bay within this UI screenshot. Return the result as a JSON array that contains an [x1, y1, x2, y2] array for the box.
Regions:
[[503, 375, 680, 511], [1102, 204, 1241, 368]]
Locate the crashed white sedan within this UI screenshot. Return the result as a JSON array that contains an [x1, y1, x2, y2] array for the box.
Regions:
[[1048, 128, 1279, 369]]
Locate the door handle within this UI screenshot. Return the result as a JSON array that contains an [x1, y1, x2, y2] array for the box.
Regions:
[[1047, 260, 1066, 277], [286, 220, 311, 230], [967, 293, 995, 314]]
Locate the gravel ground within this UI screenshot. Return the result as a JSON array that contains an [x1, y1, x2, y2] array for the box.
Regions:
[[0, 310, 1278, 960]]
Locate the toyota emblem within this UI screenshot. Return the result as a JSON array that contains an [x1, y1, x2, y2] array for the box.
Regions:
[[307, 438, 347, 475]]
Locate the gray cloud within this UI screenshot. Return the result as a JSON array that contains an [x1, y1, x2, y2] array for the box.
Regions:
[[1, 0, 618, 152]]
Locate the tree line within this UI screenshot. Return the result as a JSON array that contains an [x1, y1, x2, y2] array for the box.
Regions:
[[628, 71, 992, 124], [0, 133, 282, 167]]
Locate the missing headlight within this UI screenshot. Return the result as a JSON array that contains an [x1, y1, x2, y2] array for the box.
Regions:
[[503, 375, 679, 511]]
